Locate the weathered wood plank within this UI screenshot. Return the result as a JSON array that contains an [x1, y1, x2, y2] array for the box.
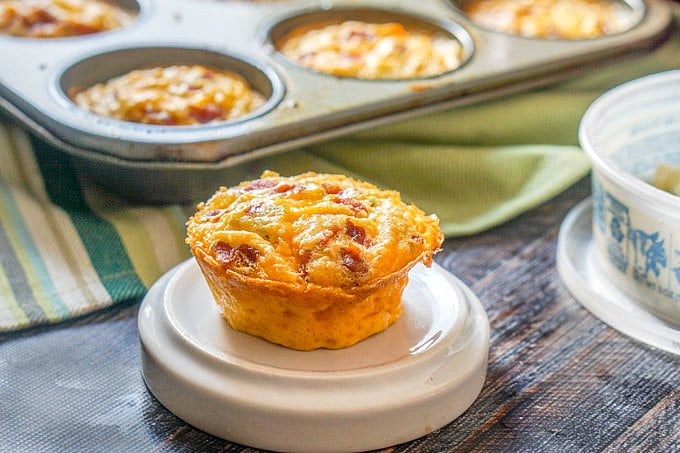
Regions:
[[606, 389, 680, 452]]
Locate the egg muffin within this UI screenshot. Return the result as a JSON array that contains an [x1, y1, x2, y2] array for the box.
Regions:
[[277, 20, 464, 79], [71, 65, 265, 126], [0, 0, 135, 38], [186, 171, 443, 350], [463, 0, 635, 39]]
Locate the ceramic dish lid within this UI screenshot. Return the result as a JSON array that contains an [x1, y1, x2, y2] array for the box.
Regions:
[[138, 259, 490, 452]]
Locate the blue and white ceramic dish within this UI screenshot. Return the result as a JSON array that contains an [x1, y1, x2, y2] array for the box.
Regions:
[[580, 70, 680, 325]]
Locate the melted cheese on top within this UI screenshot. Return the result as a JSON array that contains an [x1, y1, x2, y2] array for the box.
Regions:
[[187, 171, 443, 289]]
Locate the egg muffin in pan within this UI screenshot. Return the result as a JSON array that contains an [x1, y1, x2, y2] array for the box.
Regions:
[[71, 65, 266, 126], [0, 0, 135, 38], [277, 20, 464, 80], [463, 0, 636, 39]]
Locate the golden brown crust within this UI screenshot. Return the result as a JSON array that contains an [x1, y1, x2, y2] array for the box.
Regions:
[[187, 171, 443, 350], [0, 0, 134, 38], [71, 65, 265, 126], [195, 247, 407, 350]]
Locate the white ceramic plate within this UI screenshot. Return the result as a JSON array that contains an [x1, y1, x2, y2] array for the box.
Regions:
[[138, 259, 490, 452], [557, 199, 680, 356]]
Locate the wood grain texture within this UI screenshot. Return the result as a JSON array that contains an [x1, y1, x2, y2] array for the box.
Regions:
[[0, 177, 678, 452]]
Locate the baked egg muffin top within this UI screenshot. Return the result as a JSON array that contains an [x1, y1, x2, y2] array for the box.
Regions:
[[277, 20, 464, 79], [0, 0, 134, 38], [71, 65, 265, 126], [464, 0, 635, 39], [186, 171, 443, 289]]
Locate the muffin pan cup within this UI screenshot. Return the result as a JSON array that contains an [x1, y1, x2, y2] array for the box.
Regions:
[[0, 0, 673, 202]]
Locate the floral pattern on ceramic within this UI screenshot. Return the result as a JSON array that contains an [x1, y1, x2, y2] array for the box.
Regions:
[[603, 190, 631, 274], [580, 71, 680, 326], [582, 71, 680, 324], [593, 180, 680, 314], [592, 178, 606, 235]]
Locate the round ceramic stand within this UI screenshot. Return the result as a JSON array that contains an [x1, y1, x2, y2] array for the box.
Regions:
[[557, 199, 680, 356], [138, 259, 490, 452]]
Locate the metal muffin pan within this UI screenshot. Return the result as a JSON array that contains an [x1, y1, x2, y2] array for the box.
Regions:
[[0, 0, 674, 202]]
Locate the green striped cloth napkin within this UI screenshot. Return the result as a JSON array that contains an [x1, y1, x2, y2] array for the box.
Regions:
[[1, 10, 678, 332], [0, 126, 190, 329]]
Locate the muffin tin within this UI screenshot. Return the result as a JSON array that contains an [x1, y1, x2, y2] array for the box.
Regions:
[[0, 0, 673, 202]]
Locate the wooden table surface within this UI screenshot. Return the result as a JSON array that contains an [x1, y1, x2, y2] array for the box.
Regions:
[[1, 176, 678, 452]]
